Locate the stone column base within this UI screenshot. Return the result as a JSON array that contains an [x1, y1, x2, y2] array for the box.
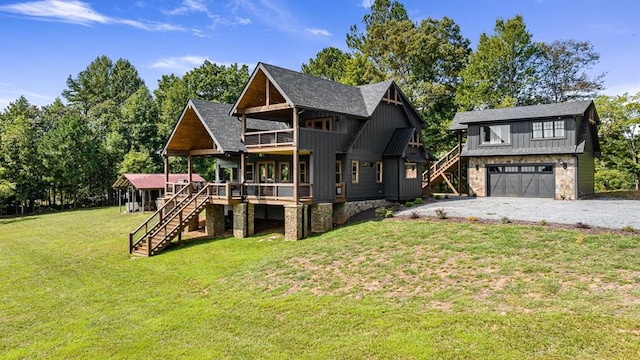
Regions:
[[311, 203, 333, 233], [205, 204, 225, 238], [284, 204, 303, 241]]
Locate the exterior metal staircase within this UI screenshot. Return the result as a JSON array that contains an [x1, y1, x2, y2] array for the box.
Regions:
[[422, 144, 461, 195], [129, 184, 211, 257]]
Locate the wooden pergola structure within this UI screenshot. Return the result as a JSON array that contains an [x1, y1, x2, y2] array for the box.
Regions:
[[112, 173, 206, 213]]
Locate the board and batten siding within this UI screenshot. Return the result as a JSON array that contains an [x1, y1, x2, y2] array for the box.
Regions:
[[465, 117, 577, 151], [577, 152, 595, 196], [354, 103, 411, 151], [346, 151, 385, 201], [383, 158, 422, 201], [299, 128, 350, 203]]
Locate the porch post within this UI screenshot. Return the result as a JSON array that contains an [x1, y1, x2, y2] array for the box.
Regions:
[[240, 152, 245, 183], [457, 131, 462, 195], [241, 114, 247, 143], [188, 154, 193, 197], [118, 189, 121, 213], [164, 156, 169, 193], [141, 189, 145, 213], [293, 107, 299, 203]]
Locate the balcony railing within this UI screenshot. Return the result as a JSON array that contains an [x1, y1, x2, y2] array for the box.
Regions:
[[244, 129, 294, 148], [207, 182, 243, 200], [244, 183, 313, 201]]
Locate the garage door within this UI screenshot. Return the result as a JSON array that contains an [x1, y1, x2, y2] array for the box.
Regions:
[[487, 165, 554, 198]]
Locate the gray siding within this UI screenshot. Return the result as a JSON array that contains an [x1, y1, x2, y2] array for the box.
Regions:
[[354, 103, 412, 151], [299, 128, 350, 203], [383, 158, 421, 201], [346, 151, 385, 200], [466, 116, 577, 152], [577, 152, 595, 196]]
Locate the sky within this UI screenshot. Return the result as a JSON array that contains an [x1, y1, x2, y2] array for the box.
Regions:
[[0, 0, 639, 111]]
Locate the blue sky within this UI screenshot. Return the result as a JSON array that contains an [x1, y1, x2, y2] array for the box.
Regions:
[[1, 0, 639, 110]]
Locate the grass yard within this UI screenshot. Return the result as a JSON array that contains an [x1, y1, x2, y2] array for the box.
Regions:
[[1, 207, 640, 359]]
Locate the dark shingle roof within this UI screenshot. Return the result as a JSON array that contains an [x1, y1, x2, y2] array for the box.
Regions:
[[450, 100, 594, 130], [461, 143, 586, 157], [190, 99, 285, 152], [382, 128, 415, 157], [260, 63, 401, 118]]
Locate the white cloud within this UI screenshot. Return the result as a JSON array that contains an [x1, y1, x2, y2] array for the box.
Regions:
[[164, 0, 211, 16], [0, 0, 194, 33], [360, 0, 374, 8], [602, 82, 640, 97], [230, 0, 297, 32], [0, 88, 56, 109], [305, 28, 331, 36], [150, 56, 210, 74]]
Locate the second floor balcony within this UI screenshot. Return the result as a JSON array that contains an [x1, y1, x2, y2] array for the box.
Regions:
[[244, 129, 294, 151]]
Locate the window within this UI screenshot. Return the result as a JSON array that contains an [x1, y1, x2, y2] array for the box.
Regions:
[[299, 162, 308, 183], [533, 120, 565, 139], [376, 161, 383, 183], [481, 124, 510, 144], [405, 163, 417, 179], [335, 160, 342, 184], [351, 160, 359, 184], [409, 130, 421, 146], [279, 162, 290, 182], [305, 117, 332, 131], [258, 162, 275, 183], [245, 163, 254, 182]]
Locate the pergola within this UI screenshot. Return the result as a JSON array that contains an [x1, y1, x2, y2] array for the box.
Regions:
[[112, 173, 206, 213]]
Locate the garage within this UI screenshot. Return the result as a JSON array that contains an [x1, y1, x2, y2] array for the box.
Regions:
[[487, 164, 555, 198]]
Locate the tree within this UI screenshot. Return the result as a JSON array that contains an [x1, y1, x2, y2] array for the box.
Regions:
[[183, 61, 249, 104], [63, 56, 145, 114], [536, 39, 605, 103], [155, 74, 191, 141], [456, 15, 541, 110], [301, 47, 351, 82], [344, 0, 471, 153], [0, 96, 44, 213], [39, 114, 100, 208], [596, 93, 640, 190], [118, 149, 156, 175]]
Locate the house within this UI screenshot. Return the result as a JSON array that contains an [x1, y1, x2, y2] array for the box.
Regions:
[[128, 62, 430, 256], [112, 173, 205, 212], [448, 100, 601, 199]]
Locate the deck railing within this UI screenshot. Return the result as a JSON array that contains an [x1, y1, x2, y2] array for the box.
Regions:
[[244, 129, 294, 148], [423, 143, 461, 183], [244, 183, 313, 200], [207, 182, 243, 199]]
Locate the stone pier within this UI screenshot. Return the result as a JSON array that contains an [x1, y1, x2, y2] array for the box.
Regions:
[[311, 203, 333, 233], [284, 204, 303, 241], [205, 204, 225, 238], [232, 203, 254, 238]]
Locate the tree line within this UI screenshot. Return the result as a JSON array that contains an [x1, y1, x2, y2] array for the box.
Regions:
[[0, 0, 638, 214]]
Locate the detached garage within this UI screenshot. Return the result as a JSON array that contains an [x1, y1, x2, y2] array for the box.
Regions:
[[450, 101, 601, 200]]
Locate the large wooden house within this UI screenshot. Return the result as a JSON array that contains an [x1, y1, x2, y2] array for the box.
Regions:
[[129, 63, 430, 256]]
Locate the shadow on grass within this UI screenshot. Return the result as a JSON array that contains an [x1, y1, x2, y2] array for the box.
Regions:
[[0, 216, 37, 225], [162, 233, 234, 254]]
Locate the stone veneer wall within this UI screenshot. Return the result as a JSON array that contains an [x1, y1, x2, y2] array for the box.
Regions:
[[332, 199, 390, 225], [284, 205, 303, 241], [311, 203, 333, 233], [468, 154, 577, 200]]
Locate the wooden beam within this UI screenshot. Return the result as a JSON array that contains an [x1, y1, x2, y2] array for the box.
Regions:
[[237, 103, 291, 114], [165, 150, 189, 157], [189, 149, 222, 156], [265, 77, 270, 106]]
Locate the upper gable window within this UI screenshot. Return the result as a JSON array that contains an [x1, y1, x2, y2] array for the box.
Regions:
[[533, 120, 565, 139], [305, 117, 332, 131], [481, 124, 510, 145], [409, 130, 422, 147]]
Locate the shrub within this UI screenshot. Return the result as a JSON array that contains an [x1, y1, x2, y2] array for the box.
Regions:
[[405, 201, 413, 207], [435, 208, 447, 219], [374, 207, 387, 218], [434, 194, 441, 200], [410, 211, 420, 219], [413, 197, 424, 205], [539, 219, 548, 226], [622, 225, 635, 233], [501, 216, 511, 224], [467, 216, 478, 222], [384, 210, 394, 218]]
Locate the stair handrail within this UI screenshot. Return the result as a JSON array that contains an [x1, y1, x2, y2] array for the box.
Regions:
[[146, 184, 213, 255], [129, 183, 192, 254], [423, 144, 460, 183]]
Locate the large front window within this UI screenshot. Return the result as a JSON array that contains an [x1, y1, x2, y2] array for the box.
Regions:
[[481, 124, 510, 145]]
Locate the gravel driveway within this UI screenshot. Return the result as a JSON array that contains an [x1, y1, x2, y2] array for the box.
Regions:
[[397, 197, 640, 230]]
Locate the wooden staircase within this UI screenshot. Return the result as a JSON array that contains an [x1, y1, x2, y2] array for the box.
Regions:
[[129, 184, 211, 257], [422, 144, 462, 195]]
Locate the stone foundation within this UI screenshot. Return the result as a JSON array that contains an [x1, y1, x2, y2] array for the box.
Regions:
[[311, 203, 333, 233], [468, 155, 577, 200], [333, 199, 389, 225], [205, 204, 225, 238]]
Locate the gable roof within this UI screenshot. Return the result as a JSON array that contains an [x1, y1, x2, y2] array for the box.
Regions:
[[232, 63, 422, 121], [112, 173, 206, 190], [163, 99, 285, 155], [450, 100, 594, 130]]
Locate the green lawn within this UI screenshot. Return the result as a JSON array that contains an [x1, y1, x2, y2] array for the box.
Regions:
[[1, 207, 640, 359]]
